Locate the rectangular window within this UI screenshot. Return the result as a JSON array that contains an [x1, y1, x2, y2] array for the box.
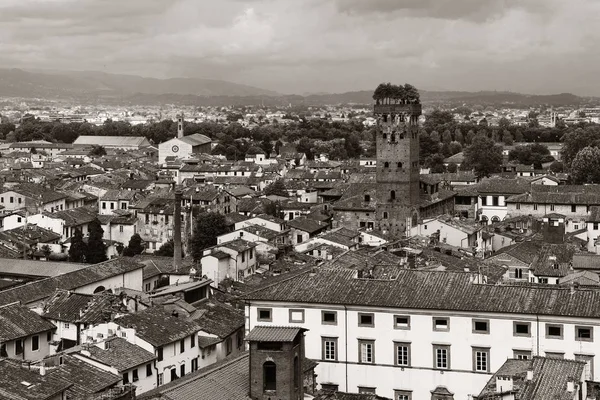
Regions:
[[516, 203, 521, 210], [226, 337, 232, 355], [47, 332, 51, 342], [514, 350, 532, 360], [394, 315, 410, 330], [433, 317, 450, 331], [481, 197, 487, 206], [289, 309, 305, 323], [358, 340, 374, 364], [594, 223, 599, 230], [157, 347, 163, 361], [119, 225, 124, 233], [15, 339, 23, 355], [576, 326, 593, 342], [31, 335, 39, 351], [237, 330, 244, 349], [146, 364, 153, 377], [257, 308, 272, 322], [395, 391, 412, 400], [572, 205, 577, 213], [241, 252, 245, 262], [133, 369, 139, 382], [158, 373, 163, 386], [433, 345, 450, 369], [550, 204, 555, 211], [180, 339, 185, 353], [473, 319, 489, 334], [102, 202, 106, 209], [122, 372, 129, 384], [297, 234, 303, 243], [322, 311, 337, 325], [358, 313, 374, 327], [514, 321, 531, 337], [180, 364, 185, 377], [492, 196, 499, 206], [473, 347, 490, 372], [191, 358, 198, 372], [546, 324, 563, 339], [575, 354, 594, 380], [190, 334, 196, 348], [322, 337, 338, 361], [10, 197, 13, 203], [534, 204, 538, 211], [395, 342, 410, 367]]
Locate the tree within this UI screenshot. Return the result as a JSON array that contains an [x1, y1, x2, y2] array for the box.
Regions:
[[260, 138, 273, 157], [275, 139, 283, 155], [454, 128, 464, 144], [442, 130, 453, 144], [549, 161, 564, 173], [69, 228, 87, 263], [447, 162, 458, 173], [263, 201, 281, 218], [89, 145, 107, 156], [41, 244, 51, 259], [463, 135, 503, 178], [344, 133, 362, 158], [498, 117, 511, 130], [296, 138, 313, 160], [123, 233, 145, 256], [263, 180, 288, 197], [448, 141, 462, 155], [561, 126, 600, 168], [155, 240, 184, 257], [502, 130, 514, 145], [429, 154, 446, 173], [570, 146, 600, 184], [190, 212, 229, 260], [86, 218, 107, 264]]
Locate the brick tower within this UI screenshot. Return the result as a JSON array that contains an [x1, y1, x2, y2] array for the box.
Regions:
[[374, 84, 422, 237]]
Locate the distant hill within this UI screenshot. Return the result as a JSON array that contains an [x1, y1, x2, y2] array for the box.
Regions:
[[0, 68, 279, 99], [0, 68, 591, 107]]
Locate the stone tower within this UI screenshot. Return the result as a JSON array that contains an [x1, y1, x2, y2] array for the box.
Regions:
[[177, 113, 184, 138], [374, 86, 422, 237]]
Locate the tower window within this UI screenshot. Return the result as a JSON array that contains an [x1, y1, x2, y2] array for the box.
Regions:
[[364, 194, 371, 202], [263, 361, 277, 391], [382, 133, 387, 139], [384, 162, 389, 168], [397, 162, 402, 168], [390, 133, 396, 142], [383, 212, 389, 219], [390, 190, 396, 200]]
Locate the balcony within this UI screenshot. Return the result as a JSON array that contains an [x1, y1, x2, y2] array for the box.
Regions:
[[374, 103, 422, 116]]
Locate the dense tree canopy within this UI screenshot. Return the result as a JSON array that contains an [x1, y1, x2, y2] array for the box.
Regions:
[[570, 146, 600, 184], [463, 135, 503, 178], [123, 233, 145, 257], [189, 212, 229, 261]]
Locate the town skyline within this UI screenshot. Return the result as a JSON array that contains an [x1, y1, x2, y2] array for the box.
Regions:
[[2, 0, 600, 95]]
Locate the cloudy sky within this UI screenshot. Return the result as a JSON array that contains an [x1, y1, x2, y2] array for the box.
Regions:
[[1, 0, 599, 95]]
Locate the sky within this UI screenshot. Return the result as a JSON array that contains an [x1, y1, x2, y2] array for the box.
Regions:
[[1, 0, 599, 95]]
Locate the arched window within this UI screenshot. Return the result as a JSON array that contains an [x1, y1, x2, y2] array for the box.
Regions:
[[93, 286, 106, 294], [491, 216, 500, 223], [263, 361, 277, 391], [399, 132, 405, 139], [397, 162, 402, 168], [390, 190, 396, 200], [515, 268, 523, 279], [383, 212, 389, 219], [384, 162, 390, 168], [382, 133, 387, 139], [390, 133, 396, 143]]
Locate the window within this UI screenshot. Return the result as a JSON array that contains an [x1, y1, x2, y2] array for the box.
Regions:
[[119, 225, 124, 233], [226, 337, 232, 355], [383, 211, 389, 219], [110, 202, 115, 210], [514, 350, 532, 360], [180, 339, 185, 353], [433, 317, 450, 331], [0, 343, 6, 358], [545, 352, 564, 359], [250, 249, 253, 259], [516, 203, 521, 210], [575, 354, 594, 380], [433, 345, 450, 369], [170, 368, 178, 382], [515, 268, 523, 279], [322, 311, 337, 325], [397, 162, 402, 168], [473, 319, 489, 334], [289, 309, 304, 323], [394, 315, 410, 330], [257, 308, 272, 322], [358, 340, 374, 364], [322, 383, 339, 391], [241, 252, 245, 262], [102, 202, 106, 209], [146, 364, 153, 377], [157, 347, 163, 361], [237, 330, 244, 349], [473, 347, 490, 372], [395, 342, 410, 366], [514, 321, 531, 337], [263, 361, 277, 391], [122, 372, 129, 384], [364, 194, 371, 202], [550, 204, 555, 211], [133, 369, 139, 382], [296, 234, 303, 243], [546, 324, 563, 339], [190, 334, 196, 348], [15, 339, 23, 355], [180, 364, 185, 377], [47, 332, 51, 342], [534, 204, 538, 211], [64, 322, 70, 329], [158, 373, 163, 385], [322, 337, 337, 361], [492, 196, 499, 206], [191, 358, 198, 372], [384, 162, 390, 168], [358, 387, 376, 394], [595, 223, 599, 230], [31, 335, 39, 351], [17, 217, 22, 223], [358, 313, 374, 327], [394, 390, 412, 400], [9, 197, 13, 203], [390, 190, 396, 200], [576, 326, 593, 342], [572, 205, 577, 213], [145, 283, 150, 292]]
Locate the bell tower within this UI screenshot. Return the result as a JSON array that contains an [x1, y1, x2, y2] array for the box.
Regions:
[[374, 83, 422, 238]]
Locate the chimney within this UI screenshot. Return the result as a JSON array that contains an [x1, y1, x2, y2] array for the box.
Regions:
[[177, 113, 184, 138], [174, 188, 183, 272]]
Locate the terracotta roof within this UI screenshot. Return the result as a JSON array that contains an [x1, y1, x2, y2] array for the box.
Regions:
[[476, 177, 531, 195], [243, 268, 600, 319], [0, 302, 56, 342], [246, 326, 305, 342], [0, 259, 86, 278], [81, 337, 156, 372], [287, 217, 328, 234], [138, 352, 250, 400], [0, 359, 72, 400], [47, 354, 121, 398], [115, 306, 201, 347], [192, 299, 244, 339], [315, 391, 391, 400], [197, 336, 222, 348], [572, 254, 600, 270]]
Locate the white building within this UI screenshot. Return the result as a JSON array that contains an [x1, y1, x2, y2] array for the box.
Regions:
[[243, 268, 600, 399]]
